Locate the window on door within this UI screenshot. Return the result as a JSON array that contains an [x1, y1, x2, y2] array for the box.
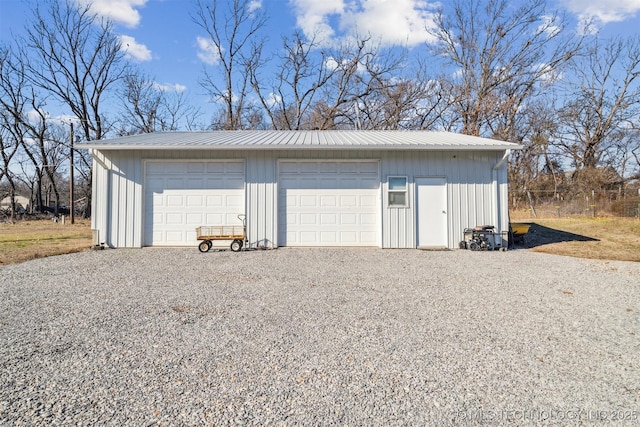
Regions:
[[388, 176, 408, 207]]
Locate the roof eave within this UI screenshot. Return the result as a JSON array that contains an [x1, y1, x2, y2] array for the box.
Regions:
[[79, 144, 523, 151]]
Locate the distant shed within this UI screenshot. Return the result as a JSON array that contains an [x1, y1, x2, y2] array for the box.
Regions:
[[78, 130, 521, 249]]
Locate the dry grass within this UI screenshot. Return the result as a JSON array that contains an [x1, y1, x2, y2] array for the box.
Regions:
[[509, 214, 640, 262], [0, 219, 93, 266]]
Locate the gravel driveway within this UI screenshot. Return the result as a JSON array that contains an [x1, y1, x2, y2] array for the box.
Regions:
[[1, 248, 639, 425]]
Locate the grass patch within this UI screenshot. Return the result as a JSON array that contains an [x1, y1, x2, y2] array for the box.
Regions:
[[0, 219, 93, 266], [510, 216, 640, 262]]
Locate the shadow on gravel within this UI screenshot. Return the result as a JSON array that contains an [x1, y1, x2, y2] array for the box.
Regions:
[[511, 222, 599, 249]]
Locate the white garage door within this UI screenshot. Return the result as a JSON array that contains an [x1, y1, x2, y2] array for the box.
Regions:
[[278, 161, 380, 246], [144, 161, 244, 246]]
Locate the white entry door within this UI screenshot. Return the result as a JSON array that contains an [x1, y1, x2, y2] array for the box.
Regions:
[[415, 177, 448, 248]]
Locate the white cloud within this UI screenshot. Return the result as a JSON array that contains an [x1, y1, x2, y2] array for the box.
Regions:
[[196, 36, 219, 65], [74, 0, 147, 28], [538, 15, 561, 37], [289, 0, 438, 46], [561, 0, 640, 24], [153, 82, 187, 93], [119, 35, 152, 61], [24, 109, 49, 124], [248, 0, 263, 14], [325, 57, 340, 70], [342, 0, 439, 46], [534, 62, 563, 84], [266, 92, 281, 107], [290, 0, 345, 42]]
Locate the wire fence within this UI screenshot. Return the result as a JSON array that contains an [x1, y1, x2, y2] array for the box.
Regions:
[[510, 189, 640, 219]]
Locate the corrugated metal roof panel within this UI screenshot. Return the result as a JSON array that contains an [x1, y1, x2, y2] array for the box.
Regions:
[[77, 130, 522, 150]]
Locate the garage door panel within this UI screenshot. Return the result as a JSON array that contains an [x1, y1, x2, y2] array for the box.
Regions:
[[319, 163, 337, 173], [165, 231, 183, 242], [320, 231, 336, 243], [300, 231, 316, 243], [360, 231, 377, 244], [300, 195, 316, 206], [224, 162, 244, 173], [186, 178, 205, 189], [320, 195, 336, 207], [340, 213, 356, 225], [359, 162, 379, 173], [360, 195, 377, 207], [206, 195, 224, 207], [186, 213, 203, 225], [144, 161, 245, 246], [166, 195, 183, 206], [225, 195, 244, 207], [339, 195, 356, 207], [206, 213, 224, 224], [359, 177, 379, 189], [361, 213, 377, 225], [300, 213, 316, 224], [319, 177, 338, 187], [340, 231, 356, 243], [224, 176, 245, 189], [186, 195, 203, 207], [278, 161, 379, 247], [166, 213, 183, 224], [186, 162, 205, 173], [152, 193, 164, 206], [320, 213, 336, 224]]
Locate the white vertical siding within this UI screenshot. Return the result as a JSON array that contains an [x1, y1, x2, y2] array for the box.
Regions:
[[90, 148, 510, 249]]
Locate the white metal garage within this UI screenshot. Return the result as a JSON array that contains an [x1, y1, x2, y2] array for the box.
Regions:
[[82, 130, 521, 249], [144, 160, 244, 246], [278, 160, 380, 246]]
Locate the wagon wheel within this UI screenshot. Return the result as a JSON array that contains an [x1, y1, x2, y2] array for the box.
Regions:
[[230, 239, 243, 252], [198, 240, 211, 253]]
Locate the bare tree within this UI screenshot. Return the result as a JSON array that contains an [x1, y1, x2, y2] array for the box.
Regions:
[[429, 0, 580, 140], [0, 48, 20, 218], [193, 0, 267, 130], [0, 124, 20, 219], [250, 31, 337, 130], [118, 71, 204, 135], [21, 0, 126, 142], [19, 0, 127, 216], [357, 69, 452, 131], [0, 46, 58, 215], [555, 36, 640, 178], [307, 36, 407, 130], [119, 73, 162, 134]]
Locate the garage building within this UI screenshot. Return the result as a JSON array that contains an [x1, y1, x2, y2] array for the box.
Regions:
[[79, 130, 521, 249]]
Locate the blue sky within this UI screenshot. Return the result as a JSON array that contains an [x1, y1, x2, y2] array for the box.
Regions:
[[1, 0, 640, 122]]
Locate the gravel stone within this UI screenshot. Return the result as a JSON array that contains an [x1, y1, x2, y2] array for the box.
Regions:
[[1, 248, 640, 425]]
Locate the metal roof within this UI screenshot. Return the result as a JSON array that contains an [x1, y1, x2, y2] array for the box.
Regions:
[[77, 130, 522, 151]]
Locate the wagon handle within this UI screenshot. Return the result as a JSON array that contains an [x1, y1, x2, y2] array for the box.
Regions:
[[237, 213, 246, 226]]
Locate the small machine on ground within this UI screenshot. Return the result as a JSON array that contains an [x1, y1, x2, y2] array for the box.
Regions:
[[459, 225, 507, 251], [196, 214, 247, 253]]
